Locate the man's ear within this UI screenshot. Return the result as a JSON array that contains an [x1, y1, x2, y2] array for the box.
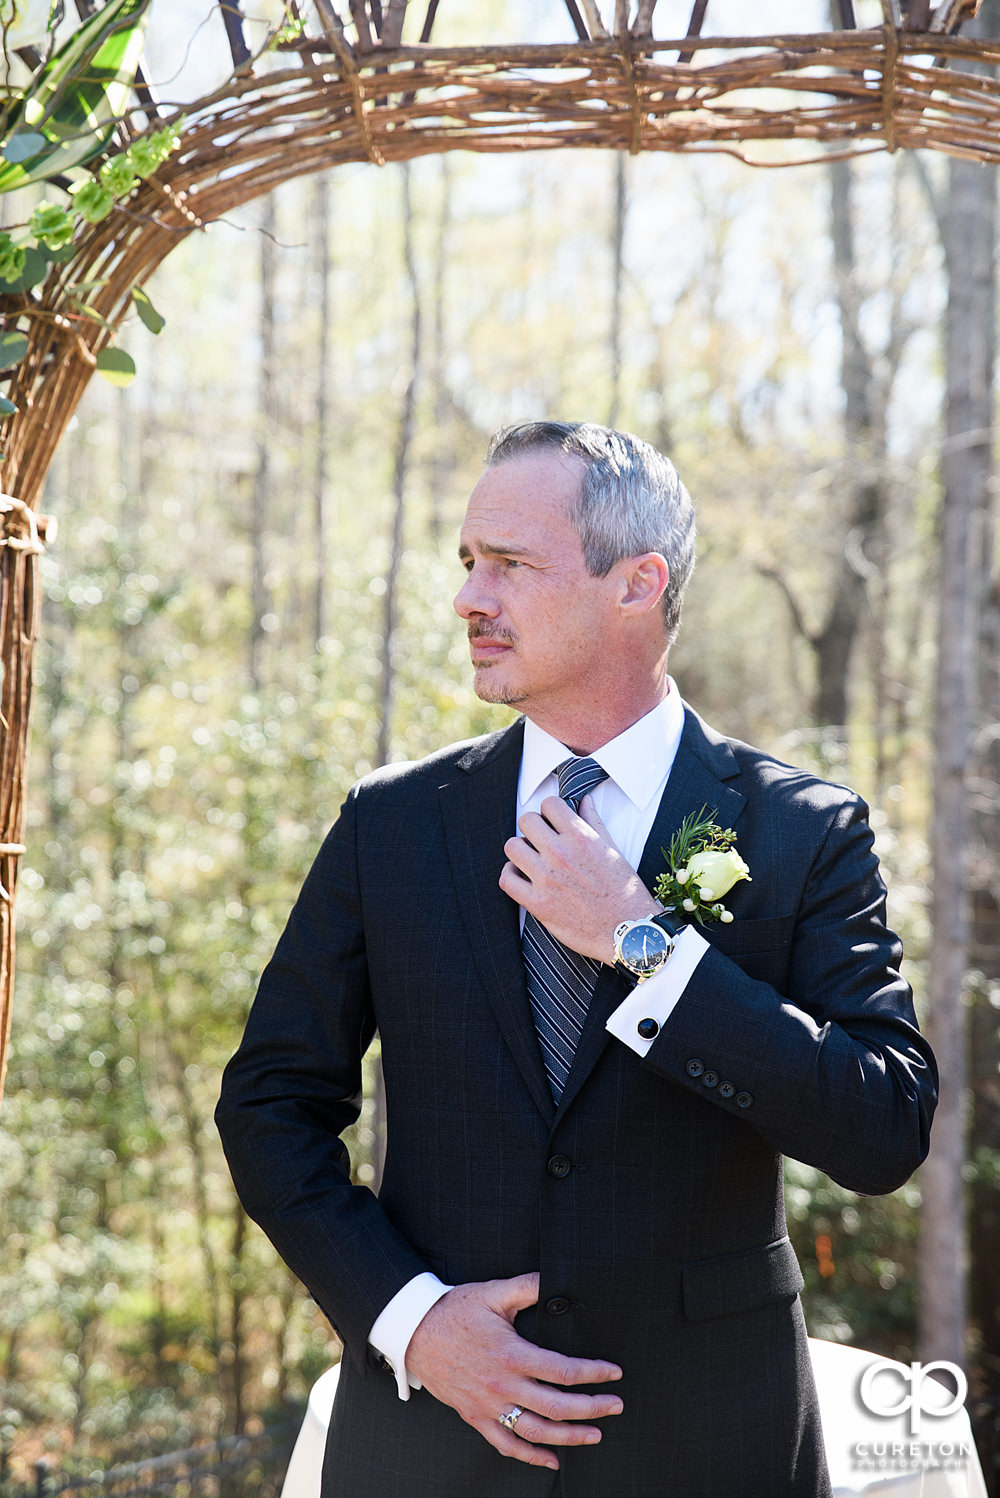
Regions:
[[618, 552, 669, 617]]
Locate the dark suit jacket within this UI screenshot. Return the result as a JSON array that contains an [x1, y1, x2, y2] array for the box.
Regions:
[[216, 708, 937, 1498]]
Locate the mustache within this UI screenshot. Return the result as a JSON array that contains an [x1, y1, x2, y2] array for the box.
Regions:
[[467, 623, 516, 645]]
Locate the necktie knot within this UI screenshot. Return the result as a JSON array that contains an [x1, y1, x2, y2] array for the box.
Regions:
[[556, 756, 607, 811]]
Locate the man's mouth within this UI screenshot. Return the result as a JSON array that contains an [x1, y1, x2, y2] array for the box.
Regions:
[[468, 626, 515, 661], [470, 640, 512, 662]]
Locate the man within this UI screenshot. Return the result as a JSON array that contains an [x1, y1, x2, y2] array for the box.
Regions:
[[216, 421, 937, 1498]]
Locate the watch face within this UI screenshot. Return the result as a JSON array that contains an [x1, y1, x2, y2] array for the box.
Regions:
[[619, 922, 671, 976]]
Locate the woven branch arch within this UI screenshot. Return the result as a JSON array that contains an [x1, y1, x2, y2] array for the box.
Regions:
[[1, 0, 999, 1092]]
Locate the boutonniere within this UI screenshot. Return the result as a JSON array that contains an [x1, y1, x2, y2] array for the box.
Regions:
[[652, 807, 751, 927]]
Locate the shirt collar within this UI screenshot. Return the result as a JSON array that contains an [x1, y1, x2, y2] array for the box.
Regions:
[[518, 681, 686, 812]]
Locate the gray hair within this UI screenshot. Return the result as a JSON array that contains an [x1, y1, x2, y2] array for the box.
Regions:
[[485, 420, 696, 645]]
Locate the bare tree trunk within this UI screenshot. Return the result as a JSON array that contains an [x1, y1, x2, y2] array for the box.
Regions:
[[608, 152, 626, 428], [760, 153, 896, 740], [274, 1267, 299, 1449], [918, 81, 997, 1370], [969, 684, 1000, 1417], [427, 156, 452, 543], [813, 155, 884, 733], [226, 1198, 250, 1434], [961, 14, 1000, 1421], [371, 163, 422, 1186], [164, 1038, 222, 1353], [312, 173, 332, 647], [375, 163, 421, 770], [251, 196, 277, 691]]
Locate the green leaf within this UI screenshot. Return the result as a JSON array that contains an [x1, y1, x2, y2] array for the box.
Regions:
[[0, 244, 49, 293], [2, 131, 47, 164], [0, 331, 28, 369], [0, 0, 154, 194], [71, 301, 112, 328], [0, 396, 17, 416], [131, 284, 163, 335], [29, 200, 74, 250], [95, 347, 135, 386]]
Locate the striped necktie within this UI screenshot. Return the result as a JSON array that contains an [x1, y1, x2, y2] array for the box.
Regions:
[[522, 756, 608, 1102]]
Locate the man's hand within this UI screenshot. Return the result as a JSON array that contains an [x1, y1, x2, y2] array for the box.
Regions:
[[500, 795, 657, 963], [405, 1272, 623, 1471]]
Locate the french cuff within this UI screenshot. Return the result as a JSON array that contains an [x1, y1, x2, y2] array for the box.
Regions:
[[605, 924, 709, 1056], [368, 1271, 453, 1401]]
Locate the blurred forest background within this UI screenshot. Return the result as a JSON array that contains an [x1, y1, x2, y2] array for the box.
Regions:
[[0, 0, 999, 1491]]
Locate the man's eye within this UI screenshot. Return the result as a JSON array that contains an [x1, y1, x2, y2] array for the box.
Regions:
[[504, 558, 521, 569]]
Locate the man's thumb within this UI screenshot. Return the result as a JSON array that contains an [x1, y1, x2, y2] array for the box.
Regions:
[[494, 1270, 540, 1319], [578, 795, 608, 834]]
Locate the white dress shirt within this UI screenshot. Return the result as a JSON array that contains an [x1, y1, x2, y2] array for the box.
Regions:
[[369, 683, 709, 1398]]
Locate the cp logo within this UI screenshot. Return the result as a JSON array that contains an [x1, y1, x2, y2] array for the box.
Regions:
[[858, 1359, 968, 1437]]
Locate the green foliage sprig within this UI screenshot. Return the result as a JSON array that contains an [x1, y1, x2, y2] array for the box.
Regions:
[[653, 807, 750, 926], [0, 1, 180, 398]]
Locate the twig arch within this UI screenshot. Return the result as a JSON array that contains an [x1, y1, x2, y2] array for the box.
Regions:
[[1, 0, 998, 1092]]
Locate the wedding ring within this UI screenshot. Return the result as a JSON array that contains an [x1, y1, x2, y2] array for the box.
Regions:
[[498, 1405, 524, 1431]]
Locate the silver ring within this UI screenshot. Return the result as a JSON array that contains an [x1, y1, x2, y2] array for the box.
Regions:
[[498, 1405, 524, 1432]]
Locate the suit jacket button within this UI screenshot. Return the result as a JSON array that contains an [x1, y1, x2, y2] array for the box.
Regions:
[[735, 1091, 753, 1108], [545, 1296, 571, 1316], [686, 1058, 704, 1078], [637, 1017, 659, 1040], [547, 1154, 572, 1178], [701, 1069, 719, 1088], [718, 1080, 735, 1099]]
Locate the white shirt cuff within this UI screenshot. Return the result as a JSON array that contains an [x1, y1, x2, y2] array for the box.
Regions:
[[368, 1271, 453, 1401], [605, 925, 710, 1056]]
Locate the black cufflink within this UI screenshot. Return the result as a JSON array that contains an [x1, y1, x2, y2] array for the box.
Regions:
[[637, 1017, 659, 1040]]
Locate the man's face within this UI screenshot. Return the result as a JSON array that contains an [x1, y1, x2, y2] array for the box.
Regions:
[[454, 450, 621, 721]]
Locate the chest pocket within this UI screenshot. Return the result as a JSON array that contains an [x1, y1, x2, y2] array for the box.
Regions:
[[705, 913, 795, 984]]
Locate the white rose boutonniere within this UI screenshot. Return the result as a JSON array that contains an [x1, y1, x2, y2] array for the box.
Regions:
[[653, 808, 751, 927]]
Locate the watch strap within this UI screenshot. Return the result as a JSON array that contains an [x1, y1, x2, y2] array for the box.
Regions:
[[652, 909, 683, 939]]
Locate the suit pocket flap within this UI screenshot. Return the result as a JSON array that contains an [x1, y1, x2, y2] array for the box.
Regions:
[[682, 1236, 804, 1322]]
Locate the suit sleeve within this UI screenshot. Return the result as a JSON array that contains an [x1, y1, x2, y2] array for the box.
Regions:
[[640, 792, 937, 1196], [215, 784, 431, 1370]]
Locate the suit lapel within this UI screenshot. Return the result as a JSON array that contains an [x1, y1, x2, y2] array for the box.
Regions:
[[635, 709, 747, 892], [438, 719, 556, 1124], [556, 707, 748, 1118]]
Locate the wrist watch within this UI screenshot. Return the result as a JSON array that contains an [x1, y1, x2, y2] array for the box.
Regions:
[[613, 909, 683, 986]]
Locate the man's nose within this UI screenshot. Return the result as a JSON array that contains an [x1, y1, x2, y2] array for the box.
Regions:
[[454, 568, 499, 620]]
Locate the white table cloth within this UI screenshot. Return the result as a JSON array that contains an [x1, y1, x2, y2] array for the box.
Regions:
[[280, 1341, 988, 1497]]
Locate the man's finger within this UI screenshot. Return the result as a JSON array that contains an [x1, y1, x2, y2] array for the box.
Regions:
[[488, 1425, 560, 1471], [537, 794, 582, 831], [514, 809, 565, 848], [498, 860, 534, 905], [503, 835, 541, 878], [488, 1419, 602, 1471], [513, 1343, 624, 1389]]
